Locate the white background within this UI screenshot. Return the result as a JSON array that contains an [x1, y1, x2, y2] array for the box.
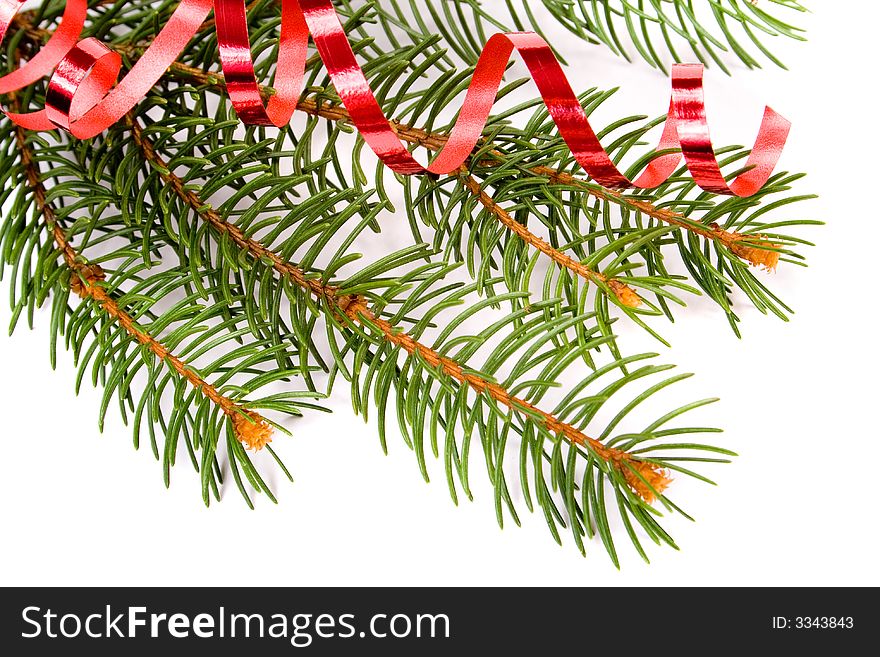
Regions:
[[2, 2, 878, 587]]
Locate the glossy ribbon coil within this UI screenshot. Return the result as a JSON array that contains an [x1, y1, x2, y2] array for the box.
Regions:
[[0, 0, 790, 196]]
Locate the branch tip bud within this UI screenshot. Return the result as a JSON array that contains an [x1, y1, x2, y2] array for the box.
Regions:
[[608, 279, 642, 308], [621, 459, 672, 504], [233, 410, 273, 451], [712, 223, 780, 271]]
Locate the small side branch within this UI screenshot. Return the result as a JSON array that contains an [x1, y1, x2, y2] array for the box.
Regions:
[[458, 171, 641, 307]]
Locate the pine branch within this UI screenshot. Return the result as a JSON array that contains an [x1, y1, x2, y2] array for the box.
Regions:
[[7, 6, 804, 342], [118, 50, 786, 346], [0, 0, 800, 560], [526, 166, 781, 269], [7, 5, 774, 279], [117, 107, 731, 564], [126, 112, 668, 503], [3, 37, 327, 505], [131, 59, 638, 306], [156, 53, 785, 276], [458, 169, 642, 307], [12, 93, 275, 452], [339, 294, 668, 502], [6, 5, 808, 264], [568, 0, 808, 73]]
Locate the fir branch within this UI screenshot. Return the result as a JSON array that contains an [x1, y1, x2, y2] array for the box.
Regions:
[[458, 169, 642, 307], [117, 107, 731, 565], [4, 8, 752, 300], [5, 4, 807, 258], [0, 0, 796, 560], [532, 166, 781, 270], [6, 6, 801, 337], [149, 55, 783, 273], [103, 4, 815, 339], [338, 294, 667, 502], [125, 111, 668, 503], [124, 54, 779, 341], [5, 1, 815, 355], [133, 59, 636, 303], [12, 94, 275, 452]]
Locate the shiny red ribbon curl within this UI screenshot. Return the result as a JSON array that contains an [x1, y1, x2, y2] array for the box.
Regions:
[[0, 0, 790, 196]]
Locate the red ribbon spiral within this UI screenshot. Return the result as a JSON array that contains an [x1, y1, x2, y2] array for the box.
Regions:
[[0, 0, 790, 196]]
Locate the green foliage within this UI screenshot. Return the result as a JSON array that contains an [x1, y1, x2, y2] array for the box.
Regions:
[[403, 91, 818, 343], [0, 0, 816, 563], [0, 123, 327, 509], [356, 1, 808, 71], [550, 0, 808, 72]]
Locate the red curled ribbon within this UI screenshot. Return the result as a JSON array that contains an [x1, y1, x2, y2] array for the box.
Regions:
[[0, 0, 790, 196]]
